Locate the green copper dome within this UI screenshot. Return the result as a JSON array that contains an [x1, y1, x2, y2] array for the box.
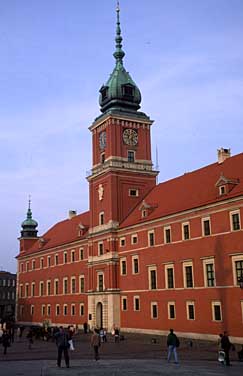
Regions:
[[99, 3, 141, 114], [21, 199, 38, 238]]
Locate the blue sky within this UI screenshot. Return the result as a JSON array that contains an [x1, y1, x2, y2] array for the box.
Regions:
[[0, 0, 243, 273]]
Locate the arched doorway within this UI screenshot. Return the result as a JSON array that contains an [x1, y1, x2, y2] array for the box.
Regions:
[[96, 302, 103, 328]]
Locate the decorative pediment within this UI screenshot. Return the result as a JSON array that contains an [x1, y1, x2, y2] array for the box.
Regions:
[[215, 173, 239, 196], [139, 200, 158, 218], [78, 223, 87, 236], [38, 237, 47, 248]]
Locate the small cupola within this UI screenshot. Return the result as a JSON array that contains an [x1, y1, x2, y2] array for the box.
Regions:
[[99, 3, 141, 115], [21, 198, 38, 238]]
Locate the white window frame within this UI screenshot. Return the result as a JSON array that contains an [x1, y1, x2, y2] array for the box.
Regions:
[[25, 283, 29, 298], [79, 248, 84, 260], [47, 256, 51, 267], [71, 304, 75, 316], [202, 217, 211, 237], [148, 230, 155, 246], [212, 301, 222, 321], [132, 255, 139, 274], [97, 271, 105, 292], [54, 278, 59, 295], [151, 302, 158, 319], [168, 301, 176, 320], [133, 295, 140, 311], [79, 275, 85, 293], [203, 258, 216, 287], [46, 280, 51, 296], [121, 296, 127, 311], [131, 234, 138, 245], [165, 264, 175, 289], [120, 257, 127, 276], [182, 222, 190, 240], [80, 303, 84, 316], [55, 253, 59, 266], [120, 237, 126, 247], [231, 254, 243, 286], [55, 304, 60, 316], [183, 261, 194, 288], [30, 305, 34, 316], [164, 226, 172, 244], [98, 241, 104, 256], [230, 210, 241, 231], [148, 266, 157, 290], [186, 301, 195, 320], [71, 276, 76, 294], [40, 257, 44, 269], [41, 304, 45, 316], [71, 250, 75, 263], [63, 277, 68, 294], [219, 185, 226, 196], [129, 189, 139, 197], [99, 211, 105, 225], [63, 251, 68, 264], [39, 281, 44, 297], [31, 282, 35, 297], [63, 304, 68, 316], [32, 259, 36, 270]]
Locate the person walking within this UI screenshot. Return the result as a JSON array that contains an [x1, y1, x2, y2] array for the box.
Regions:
[[55, 327, 70, 368], [167, 328, 179, 364], [2, 330, 10, 355], [91, 328, 101, 360], [26, 328, 34, 349], [221, 331, 232, 366]]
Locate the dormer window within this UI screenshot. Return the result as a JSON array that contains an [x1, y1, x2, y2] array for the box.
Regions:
[[219, 186, 226, 195], [101, 152, 105, 164], [142, 209, 147, 218], [122, 84, 134, 97], [100, 86, 108, 101]]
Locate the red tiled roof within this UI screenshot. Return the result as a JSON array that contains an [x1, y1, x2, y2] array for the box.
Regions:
[[24, 211, 90, 254], [120, 153, 243, 228]]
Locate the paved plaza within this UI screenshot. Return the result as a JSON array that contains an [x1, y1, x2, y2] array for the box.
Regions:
[[0, 332, 242, 375]]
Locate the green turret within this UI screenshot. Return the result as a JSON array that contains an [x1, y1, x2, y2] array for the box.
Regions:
[[99, 2, 142, 115], [21, 198, 38, 238]]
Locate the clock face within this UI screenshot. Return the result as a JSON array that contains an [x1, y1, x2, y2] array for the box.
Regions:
[[123, 128, 138, 146], [99, 131, 106, 150]]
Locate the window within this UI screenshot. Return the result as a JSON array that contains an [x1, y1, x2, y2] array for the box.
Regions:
[[63, 304, 68, 316], [132, 256, 139, 274], [47, 280, 51, 296], [99, 212, 104, 225], [63, 278, 68, 294], [219, 185, 226, 195], [212, 301, 222, 321], [203, 259, 215, 287], [56, 304, 60, 316], [55, 254, 59, 265], [202, 218, 211, 236], [164, 226, 171, 244], [41, 305, 45, 316], [183, 262, 194, 288], [168, 302, 176, 319], [26, 262, 29, 272], [40, 258, 44, 269], [64, 252, 68, 264], [39, 281, 44, 296], [19, 285, 23, 298], [80, 248, 84, 260], [31, 305, 34, 316], [80, 303, 84, 316], [230, 211, 241, 231], [71, 277, 76, 294], [120, 237, 126, 247], [47, 256, 51, 267], [20, 263, 24, 273], [71, 250, 75, 263], [98, 242, 104, 256], [148, 231, 155, 246], [32, 260, 36, 270], [165, 265, 174, 289], [25, 283, 29, 297], [131, 234, 138, 245], [120, 258, 127, 275], [186, 301, 195, 320], [12, 279, 16, 287], [129, 189, 138, 197], [149, 267, 157, 290], [123, 84, 134, 97], [101, 152, 105, 164], [182, 223, 190, 240], [142, 209, 148, 218], [54, 279, 59, 295], [235, 260, 243, 286], [47, 305, 51, 316], [31, 282, 35, 297], [134, 296, 140, 311], [128, 150, 135, 163], [80, 276, 85, 293], [151, 302, 158, 319], [97, 273, 104, 292], [71, 304, 75, 316], [122, 297, 127, 311]]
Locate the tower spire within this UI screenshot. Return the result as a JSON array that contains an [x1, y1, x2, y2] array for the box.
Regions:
[[113, 1, 125, 64], [20, 196, 38, 238]]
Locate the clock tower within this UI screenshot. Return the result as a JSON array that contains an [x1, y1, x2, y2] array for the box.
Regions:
[[86, 3, 158, 330]]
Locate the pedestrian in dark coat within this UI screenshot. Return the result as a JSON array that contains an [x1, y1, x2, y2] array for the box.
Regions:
[[91, 328, 101, 360], [221, 331, 232, 366], [2, 330, 10, 355], [55, 327, 70, 368], [167, 328, 179, 364]]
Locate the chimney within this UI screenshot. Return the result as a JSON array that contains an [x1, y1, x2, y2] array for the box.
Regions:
[[69, 210, 77, 219], [217, 148, 231, 164]]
